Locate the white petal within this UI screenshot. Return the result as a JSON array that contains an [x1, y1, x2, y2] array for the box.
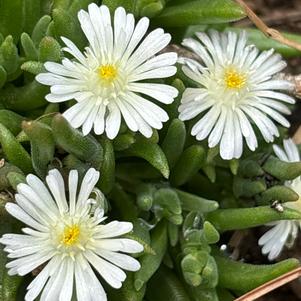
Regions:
[[105, 102, 121, 139], [76, 168, 100, 211], [131, 52, 177, 76], [46, 169, 69, 214], [128, 29, 171, 70], [242, 106, 278, 143], [5, 203, 48, 232], [208, 107, 227, 148], [7, 250, 54, 276], [115, 97, 139, 132], [125, 93, 168, 126], [59, 259, 74, 301], [17, 180, 58, 219], [15, 194, 52, 226], [273, 145, 289, 162], [252, 103, 290, 128], [44, 62, 81, 78], [117, 96, 153, 138], [128, 83, 178, 104], [220, 108, 235, 160], [94, 221, 133, 239], [65, 98, 95, 129], [182, 38, 213, 68], [94, 238, 143, 253], [74, 259, 91, 301], [84, 250, 126, 289], [236, 108, 258, 151], [129, 66, 177, 81], [122, 17, 149, 61], [68, 170, 78, 215], [233, 112, 243, 159], [46, 92, 78, 103], [40, 260, 66, 301], [75, 256, 107, 301], [95, 249, 141, 271], [61, 37, 86, 65], [94, 105, 106, 135], [191, 106, 220, 138], [283, 139, 300, 162], [82, 104, 99, 136], [255, 90, 295, 104]]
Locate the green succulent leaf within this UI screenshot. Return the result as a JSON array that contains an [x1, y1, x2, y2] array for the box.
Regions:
[[153, 0, 246, 27], [0, 123, 33, 174], [22, 120, 55, 177], [171, 145, 206, 186], [208, 206, 301, 232], [134, 221, 168, 291], [215, 253, 300, 293], [124, 138, 170, 179], [146, 266, 191, 301], [0, 0, 24, 42]]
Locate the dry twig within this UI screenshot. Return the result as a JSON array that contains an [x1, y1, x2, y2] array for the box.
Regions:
[[234, 0, 301, 52], [292, 126, 301, 144], [234, 267, 301, 301], [236, 10, 301, 28], [277, 73, 301, 99]]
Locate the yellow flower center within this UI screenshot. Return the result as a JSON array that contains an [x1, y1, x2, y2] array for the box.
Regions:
[[98, 64, 117, 83], [61, 225, 80, 246], [224, 68, 246, 89]]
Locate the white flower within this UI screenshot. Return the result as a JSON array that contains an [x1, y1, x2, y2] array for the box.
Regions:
[[259, 139, 301, 260], [36, 4, 178, 138], [178, 30, 295, 160], [0, 168, 143, 301]]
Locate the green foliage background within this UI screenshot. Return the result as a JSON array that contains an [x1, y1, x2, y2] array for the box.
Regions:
[[0, 0, 301, 300]]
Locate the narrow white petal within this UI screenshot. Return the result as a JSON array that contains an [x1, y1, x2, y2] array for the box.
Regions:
[[94, 221, 133, 239], [95, 249, 141, 271], [208, 108, 227, 148], [94, 238, 143, 253], [94, 105, 106, 135], [68, 170, 78, 215], [5, 203, 48, 232], [46, 170, 69, 214], [75, 259, 91, 301], [128, 83, 178, 104], [17, 181, 58, 219], [84, 250, 126, 289], [76, 168, 100, 211], [40, 260, 66, 301], [59, 259, 74, 301], [122, 17, 149, 61], [273, 145, 289, 162], [105, 103, 121, 139], [283, 139, 300, 162], [233, 112, 243, 159], [61, 37, 86, 65], [25, 257, 60, 301], [220, 109, 235, 160]]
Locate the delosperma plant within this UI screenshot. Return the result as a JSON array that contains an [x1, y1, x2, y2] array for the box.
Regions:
[[1, 0, 301, 300]]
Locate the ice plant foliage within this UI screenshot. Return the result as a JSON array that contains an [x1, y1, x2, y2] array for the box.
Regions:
[[179, 30, 295, 160], [0, 168, 143, 301], [36, 4, 178, 138], [2, 0, 301, 299], [259, 139, 301, 260]]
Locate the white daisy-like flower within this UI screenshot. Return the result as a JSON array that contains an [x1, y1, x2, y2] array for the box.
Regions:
[[0, 168, 143, 301], [178, 30, 295, 160], [36, 4, 178, 138], [259, 139, 301, 260]]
